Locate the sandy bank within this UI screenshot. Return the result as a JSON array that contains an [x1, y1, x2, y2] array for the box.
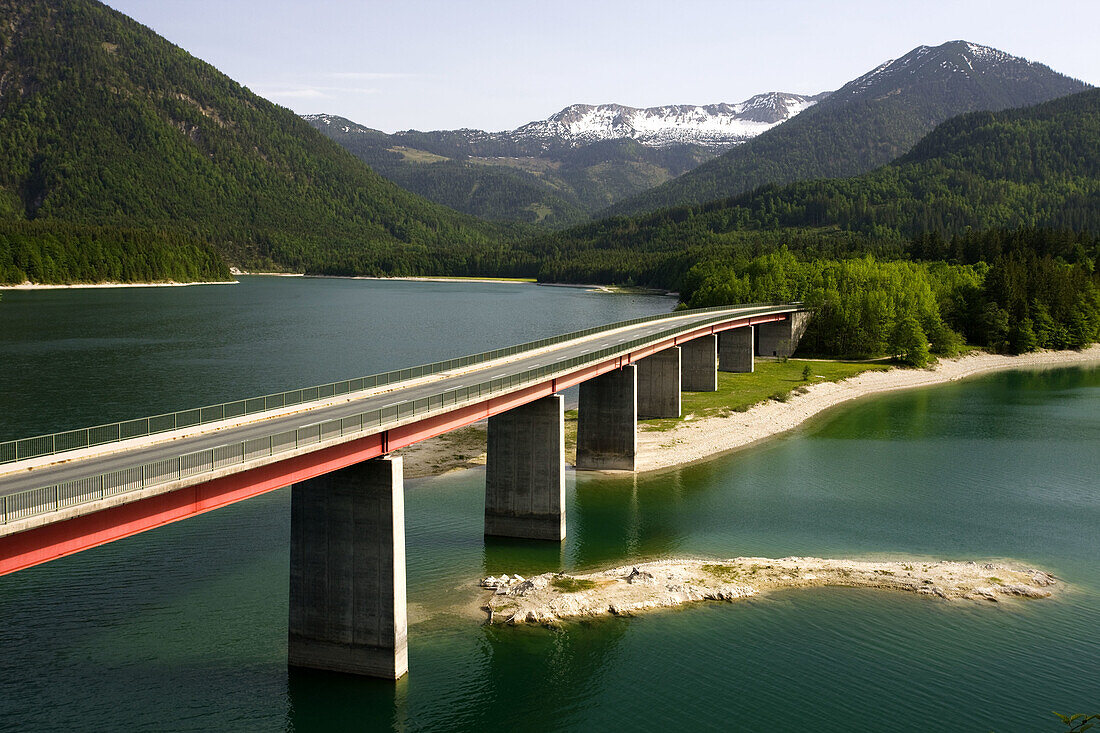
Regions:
[[397, 346, 1100, 479], [480, 557, 1059, 626], [0, 280, 237, 290], [309, 275, 536, 285], [303, 276, 675, 293], [636, 345, 1100, 473], [536, 282, 676, 295]]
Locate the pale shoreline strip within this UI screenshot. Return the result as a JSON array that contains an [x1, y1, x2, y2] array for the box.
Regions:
[[297, 274, 674, 293], [0, 280, 238, 291], [634, 345, 1100, 474], [2, 273, 677, 293], [308, 274, 537, 285]]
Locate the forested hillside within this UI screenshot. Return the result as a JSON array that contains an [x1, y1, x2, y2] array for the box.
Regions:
[[519, 89, 1100, 359], [0, 0, 518, 284], [0, 221, 230, 283], [606, 41, 1090, 217], [527, 89, 1100, 280]]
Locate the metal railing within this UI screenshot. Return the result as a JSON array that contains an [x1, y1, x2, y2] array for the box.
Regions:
[[0, 302, 797, 466], [0, 303, 800, 525]]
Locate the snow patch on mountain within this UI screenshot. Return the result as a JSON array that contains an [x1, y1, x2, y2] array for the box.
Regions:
[[508, 92, 824, 148], [303, 114, 360, 135], [306, 91, 824, 150]]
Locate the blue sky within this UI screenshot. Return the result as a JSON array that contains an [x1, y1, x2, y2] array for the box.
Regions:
[[104, 0, 1099, 133]]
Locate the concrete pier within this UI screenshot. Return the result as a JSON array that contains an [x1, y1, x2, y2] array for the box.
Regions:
[[757, 312, 811, 358], [637, 347, 681, 418], [681, 335, 718, 391], [576, 365, 637, 471], [719, 327, 754, 373], [289, 456, 407, 679], [484, 394, 566, 541]]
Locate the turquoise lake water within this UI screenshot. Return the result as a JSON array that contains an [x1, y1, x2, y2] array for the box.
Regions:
[[0, 277, 1096, 731]]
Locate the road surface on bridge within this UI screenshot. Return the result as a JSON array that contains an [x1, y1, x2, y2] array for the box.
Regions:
[[0, 302, 797, 507]]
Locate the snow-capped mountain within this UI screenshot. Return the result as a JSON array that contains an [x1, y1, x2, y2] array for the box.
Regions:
[[508, 92, 826, 148], [306, 39, 1089, 224], [306, 91, 825, 150]]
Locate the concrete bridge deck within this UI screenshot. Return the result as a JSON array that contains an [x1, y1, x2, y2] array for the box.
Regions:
[[0, 303, 803, 523], [0, 301, 810, 679]]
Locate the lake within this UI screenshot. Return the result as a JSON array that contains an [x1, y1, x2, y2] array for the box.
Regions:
[[0, 277, 1096, 732]]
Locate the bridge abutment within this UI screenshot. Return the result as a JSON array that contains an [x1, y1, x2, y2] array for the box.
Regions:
[[719, 327, 755, 373], [576, 365, 637, 471], [681, 335, 718, 391], [637, 347, 681, 418], [756, 312, 811, 358], [288, 456, 408, 679], [484, 394, 566, 541]]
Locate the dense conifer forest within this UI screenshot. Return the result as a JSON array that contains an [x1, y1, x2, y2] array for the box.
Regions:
[[0, 221, 229, 283], [0, 0, 514, 284]]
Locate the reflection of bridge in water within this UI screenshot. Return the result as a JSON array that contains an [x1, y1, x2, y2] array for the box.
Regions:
[[0, 303, 809, 679]]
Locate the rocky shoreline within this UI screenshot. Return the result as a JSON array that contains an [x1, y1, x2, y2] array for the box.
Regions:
[[480, 557, 1059, 626]]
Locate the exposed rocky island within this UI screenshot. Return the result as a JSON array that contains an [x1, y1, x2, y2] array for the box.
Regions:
[[480, 557, 1059, 626]]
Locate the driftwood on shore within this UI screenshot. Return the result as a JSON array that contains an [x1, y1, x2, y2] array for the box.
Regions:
[[480, 557, 1058, 626]]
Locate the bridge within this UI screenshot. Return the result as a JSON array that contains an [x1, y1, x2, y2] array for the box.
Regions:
[[0, 302, 809, 678]]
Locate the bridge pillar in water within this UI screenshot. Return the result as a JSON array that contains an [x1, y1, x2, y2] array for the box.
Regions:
[[756, 312, 811, 358], [576, 364, 637, 471], [719, 327, 754, 373], [681, 335, 718, 391], [637, 347, 681, 418], [289, 456, 407, 679], [484, 394, 566, 541]]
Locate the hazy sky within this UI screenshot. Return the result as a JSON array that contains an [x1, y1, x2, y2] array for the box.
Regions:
[[104, 0, 1099, 133]]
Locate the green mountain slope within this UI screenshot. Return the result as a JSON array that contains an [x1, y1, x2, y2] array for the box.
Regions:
[[305, 114, 719, 226], [0, 0, 519, 284], [304, 115, 589, 227], [605, 41, 1090, 218], [525, 88, 1100, 285]]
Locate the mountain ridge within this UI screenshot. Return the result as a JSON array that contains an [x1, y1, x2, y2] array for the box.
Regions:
[[302, 90, 823, 226], [521, 86, 1100, 287], [0, 0, 517, 284], [602, 40, 1091, 218], [393, 91, 828, 149], [304, 114, 722, 226]]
